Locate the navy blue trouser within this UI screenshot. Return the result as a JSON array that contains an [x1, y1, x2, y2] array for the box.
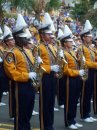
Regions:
[[58, 77, 65, 106], [93, 70, 97, 114], [80, 69, 94, 119], [64, 76, 81, 127], [14, 81, 35, 130], [0, 63, 9, 102], [40, 71, 56, 130]]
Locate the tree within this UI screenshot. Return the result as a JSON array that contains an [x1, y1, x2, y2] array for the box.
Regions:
[[0, 0, 52, 24], [90, 0, 97, 5], [85, 9, 97, 27], [11, 0, 46, 19], [0, 0, 6, 24], [71, 0, 97, 27], [46, 0, 61, 11], [0, 0, 46, 24], [71, 0, 91, 22]]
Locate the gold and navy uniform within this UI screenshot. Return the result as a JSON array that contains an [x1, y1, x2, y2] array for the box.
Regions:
[[78, 45, 97, 69], [63, 50, 81, 126], [63, 51, 79, 77], [39, 43, 57, 72], [90, 46, 97, 115], [0, 46, 9, 103], [4, 47, 29, 82], [77, 44, 97, 119], [39, 42, 57, 130], [4, 47, 35, 130]]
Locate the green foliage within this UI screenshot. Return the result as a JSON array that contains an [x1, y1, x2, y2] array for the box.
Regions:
[[46, 0, 61, 11], [71, 0, 90, 21], [71, 0, 97, 27], [85, 9, 97, 27], [89, 0, 97, 5], [11, 0, 35, 11]]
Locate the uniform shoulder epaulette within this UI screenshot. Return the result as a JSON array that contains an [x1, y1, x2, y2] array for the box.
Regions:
[[4, 48, 16, 64]]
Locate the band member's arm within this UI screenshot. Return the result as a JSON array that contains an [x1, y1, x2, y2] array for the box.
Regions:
[[39, 44, 51, 74], [63, 64, 79, 77], [85, 60, 97, 68], [4, 52, 29, 82], [77, 46, 97, 69]]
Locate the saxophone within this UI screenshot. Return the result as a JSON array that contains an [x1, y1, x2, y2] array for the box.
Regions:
[[32, 44, 46, 91], [77, 46, 88, 81], [55, 39, 67, 78]]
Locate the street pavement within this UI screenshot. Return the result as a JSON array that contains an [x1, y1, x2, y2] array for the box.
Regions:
[[0, 93, 97, 130]]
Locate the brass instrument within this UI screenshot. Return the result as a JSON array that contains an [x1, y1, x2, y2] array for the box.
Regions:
[[77, 46, 88, 81], [23, 49, 39, 89], [32, 44, 46, 91], [55, 39, 67, 78]]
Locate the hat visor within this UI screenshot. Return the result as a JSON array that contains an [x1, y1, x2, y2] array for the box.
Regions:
[[86, 34, 92, 37], [50, 35, 55, 38], [17, 33, 27, 38], [7, 36, 14, 40], [65, 38, 73, 42], [45, 30, 52, 34]]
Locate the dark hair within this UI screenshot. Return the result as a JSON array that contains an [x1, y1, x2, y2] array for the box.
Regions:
[[81, 31, 91, 42], [60, 40, 69, 47], [60, 35, 71, 47], [14, 36, 28, 48]]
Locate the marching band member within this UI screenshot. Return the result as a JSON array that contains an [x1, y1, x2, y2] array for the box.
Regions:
[[59, 25, 85, 129], [77, 20, 97, 122], [56, 29, 65, 108], [90, 36, 97, 115], [38, 23, 60, 130], [0, 27, 9, 107], [3, 14, 37, 130]]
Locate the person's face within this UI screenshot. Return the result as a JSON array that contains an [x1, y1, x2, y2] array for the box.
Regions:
[[42, 33, 51, 42], [50, 37, 55, 44], [6, 38, 15, 48], [83, 35, 92, 45], [77, 36, 82, 44], [45, 33, 51, 41], [24, 43, 33, 49], [64, 41, 73, 49]]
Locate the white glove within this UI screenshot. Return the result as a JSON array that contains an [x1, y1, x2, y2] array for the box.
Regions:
[[0, 57, 3, 63], [59, 49, 64, 58], [37, 56, 43, 64], [29, 72, 37, 80], [51, 65, 60, 72], [79, 69, 85, 76]]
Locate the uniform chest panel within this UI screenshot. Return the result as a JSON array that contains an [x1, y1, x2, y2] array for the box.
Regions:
[[39, 44, 51, 64], [14, 48, 28, 70], [65, 52, 77, 69]]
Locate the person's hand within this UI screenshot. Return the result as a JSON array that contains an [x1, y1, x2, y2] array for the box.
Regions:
[[29, 72, 37, 80], [37, 56, 43, 64], [0, 57, 3, 63], [79, 69, 85, 76], [51, 65, 60, 72], [59, 49, 64, 58]]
